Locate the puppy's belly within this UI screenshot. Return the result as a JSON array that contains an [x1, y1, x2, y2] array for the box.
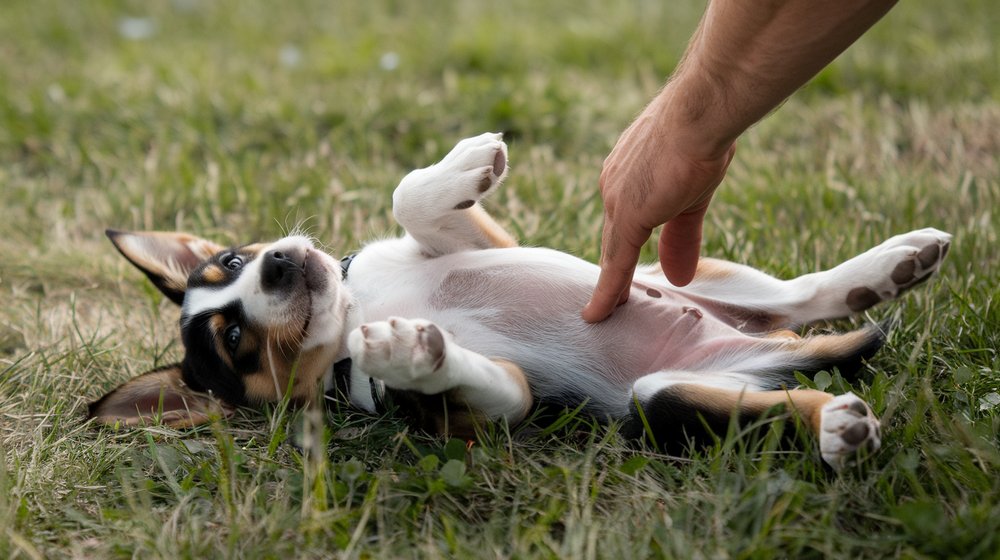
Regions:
[[408, 257, 752, 383]]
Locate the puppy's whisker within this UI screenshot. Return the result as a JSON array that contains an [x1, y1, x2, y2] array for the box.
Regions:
[[280, 217, 319, 244]]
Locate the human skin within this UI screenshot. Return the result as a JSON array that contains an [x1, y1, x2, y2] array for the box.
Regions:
[[582, 0, 899, 323]]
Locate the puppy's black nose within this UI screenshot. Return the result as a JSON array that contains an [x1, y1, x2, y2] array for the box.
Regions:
[[261, 249, 303, 292]]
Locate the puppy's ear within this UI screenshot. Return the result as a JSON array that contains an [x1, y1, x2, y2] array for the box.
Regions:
[[106, 229, 224, 305], [88, 365, 235, 428]]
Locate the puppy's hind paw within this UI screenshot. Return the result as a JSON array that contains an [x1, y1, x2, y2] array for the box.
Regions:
[[844, 228, 951, 312], [819, 393, 882, 471]]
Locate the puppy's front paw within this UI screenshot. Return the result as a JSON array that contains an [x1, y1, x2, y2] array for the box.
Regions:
[[819, 393, 881, 471], [348, 317, 450, 393]]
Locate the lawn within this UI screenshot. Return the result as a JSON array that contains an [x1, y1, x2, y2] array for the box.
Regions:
[[1, 0, 998, 557]]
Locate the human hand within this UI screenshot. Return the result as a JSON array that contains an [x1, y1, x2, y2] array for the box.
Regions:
[[582, 102, 736, 323], [579, 0, 894, 325]]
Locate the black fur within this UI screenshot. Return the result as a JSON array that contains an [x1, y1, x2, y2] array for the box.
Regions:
[[620, 386, 781, 453], [181, 303, 255, 407], [381, 387, 485, 438]]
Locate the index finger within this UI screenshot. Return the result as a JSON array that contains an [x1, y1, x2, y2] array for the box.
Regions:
[[582, 220, 645, 323]]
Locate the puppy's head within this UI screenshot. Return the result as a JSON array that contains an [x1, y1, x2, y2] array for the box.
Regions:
[[89, 229, 348, 428]]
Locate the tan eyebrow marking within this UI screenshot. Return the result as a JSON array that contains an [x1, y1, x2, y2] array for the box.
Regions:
[[202, 264, 226, 284], [209, 314, 227, 333]]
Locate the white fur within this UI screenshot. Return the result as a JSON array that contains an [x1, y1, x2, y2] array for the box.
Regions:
[[182, 258, 265, 320]]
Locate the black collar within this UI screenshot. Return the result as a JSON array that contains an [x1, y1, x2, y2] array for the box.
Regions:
[[340, 252, 357, 279], [328, 252, 387, 412], [325, 356, 389, 413], [328, 357, 353, 403]]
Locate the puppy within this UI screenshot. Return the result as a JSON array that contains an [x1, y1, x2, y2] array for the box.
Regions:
[[89, 133, 951, 469]]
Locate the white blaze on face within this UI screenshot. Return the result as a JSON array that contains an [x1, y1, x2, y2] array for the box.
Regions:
[[182, 256, 262, 321]]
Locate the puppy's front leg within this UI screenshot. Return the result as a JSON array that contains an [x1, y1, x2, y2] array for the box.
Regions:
[[392, 133, 516, 256], [347, 317, 532, 432]]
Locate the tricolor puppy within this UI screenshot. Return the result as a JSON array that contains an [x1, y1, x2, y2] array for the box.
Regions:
[[90, 133, 951, 469]]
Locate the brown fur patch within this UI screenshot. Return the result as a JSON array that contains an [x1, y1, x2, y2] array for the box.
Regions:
[[493, 358, 533, 423], [243, 368, 286, 403], [241, 243, 266, 256], [209, 314, 227, 332], [242, 337, 339, 405], [799, 328, 875, 357], [676, 385, 834, 435], [208, 315, 235, 370], [765, 329, 801, 340], [693, 258, 737, 281]]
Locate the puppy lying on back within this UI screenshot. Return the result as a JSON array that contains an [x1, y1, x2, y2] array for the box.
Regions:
[[90, 133, 950, 469]]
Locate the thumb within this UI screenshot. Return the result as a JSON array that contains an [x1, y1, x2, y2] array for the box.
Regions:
[[658, 209, 707, 287]]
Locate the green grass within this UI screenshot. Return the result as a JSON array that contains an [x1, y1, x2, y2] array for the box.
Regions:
[[1, 0, 998, 557]]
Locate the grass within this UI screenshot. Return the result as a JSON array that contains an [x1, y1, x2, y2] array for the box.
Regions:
[[1, 0, 998, 557]]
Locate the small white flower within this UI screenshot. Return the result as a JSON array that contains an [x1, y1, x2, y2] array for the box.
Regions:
[[118, 17, 156, 40], [379, 52, 400, 71], [280, 45, 303, 68]]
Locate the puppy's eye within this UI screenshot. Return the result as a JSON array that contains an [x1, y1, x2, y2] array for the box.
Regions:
[[224, 325, 241, 353], [223, 254, 244, 271]]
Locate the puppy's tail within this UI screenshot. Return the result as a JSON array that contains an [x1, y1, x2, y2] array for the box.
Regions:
[[744, 323, 888, 388]]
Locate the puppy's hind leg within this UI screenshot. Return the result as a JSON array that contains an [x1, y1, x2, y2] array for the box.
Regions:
[[392, 133, 516, 256], [808, 228, 951, 317], [667, 228, 951, 329], [626, 373, 881, 470], [347, 317, 532, 436]]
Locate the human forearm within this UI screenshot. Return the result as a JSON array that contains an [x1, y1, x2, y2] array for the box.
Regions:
[[657, 0, 898, 159]]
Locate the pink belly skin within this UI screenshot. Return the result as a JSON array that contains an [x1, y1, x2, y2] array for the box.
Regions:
[[427, 263, 761, 383]]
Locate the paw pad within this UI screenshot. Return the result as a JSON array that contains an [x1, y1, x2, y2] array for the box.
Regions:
[[841, 229, 950, 313], [492, 150, 506, 177], [846, 287, 881, 312]]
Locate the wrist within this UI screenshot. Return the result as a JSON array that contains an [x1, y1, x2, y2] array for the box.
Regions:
[[651, 70, 739, 162]]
